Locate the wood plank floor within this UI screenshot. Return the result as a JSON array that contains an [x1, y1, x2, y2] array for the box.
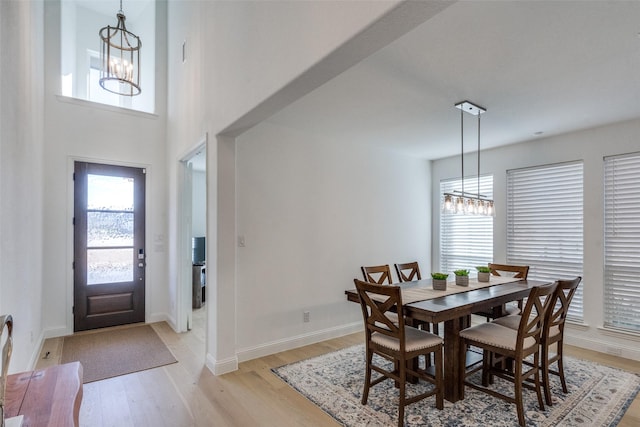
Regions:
[[36, 310, 640, 427]]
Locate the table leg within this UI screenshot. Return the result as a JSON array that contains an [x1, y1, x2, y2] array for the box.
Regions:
[[443, 316, 465, 402]]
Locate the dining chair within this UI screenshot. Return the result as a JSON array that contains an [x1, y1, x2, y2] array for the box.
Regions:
[[0, 314, 14, 427], [394, 262, 421, 282], [354, 279, 443, 427], [361, 265, 394, 285], [394, 261, 439, 336], [493, 276, 582, 406], [459, 282, 558, 427], [474, 263, 530, 320]]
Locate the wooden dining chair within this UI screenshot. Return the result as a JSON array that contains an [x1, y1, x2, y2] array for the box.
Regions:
[[459, 282, 558, 427], [394, 262, 421, 282], [474, 263, 530, 320], [494, 276, 582, 406], [354, 279, 443, 427], [361, 265, 393, 285], [394, 261, 439, 336]]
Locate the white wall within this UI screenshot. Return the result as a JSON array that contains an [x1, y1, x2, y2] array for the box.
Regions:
[[191, 170, 206, 238], [432, 117, 640, 361], [0, 0, 45, 371], [40, 0, 170, 339], [234, 121, 430, 359]]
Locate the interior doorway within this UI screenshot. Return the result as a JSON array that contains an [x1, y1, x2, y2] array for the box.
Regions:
[[179, 140, 207, 333]]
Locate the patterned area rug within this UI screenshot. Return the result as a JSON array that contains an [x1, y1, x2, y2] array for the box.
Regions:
[[272, 345, 640, 426]]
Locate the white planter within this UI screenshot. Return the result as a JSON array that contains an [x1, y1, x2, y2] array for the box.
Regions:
[[477, 272, 490, 282]]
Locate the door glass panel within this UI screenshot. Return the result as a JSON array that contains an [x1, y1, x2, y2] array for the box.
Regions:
[[88, 174, 134, 211], [87, 212, 134, 246], [87, 248, 134, 285]]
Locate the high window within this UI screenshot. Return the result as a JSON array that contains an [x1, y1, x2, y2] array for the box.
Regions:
[[440, 175, 493, 274], [604, 152, 640, 333], [506, 161, 584, 321], [60, 0, 155, 113]]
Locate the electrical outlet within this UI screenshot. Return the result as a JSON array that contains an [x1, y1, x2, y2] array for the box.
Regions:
[[303, 311, 310, 323]]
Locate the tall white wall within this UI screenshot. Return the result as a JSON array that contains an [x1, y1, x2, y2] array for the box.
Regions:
[[40, 0, 170, 338], [234, 121, 430, 359], [0, 0, 45, 371], [432, 117, 640, 361]]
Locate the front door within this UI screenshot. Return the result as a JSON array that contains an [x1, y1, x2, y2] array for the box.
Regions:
[[73, 162, 146, 331]]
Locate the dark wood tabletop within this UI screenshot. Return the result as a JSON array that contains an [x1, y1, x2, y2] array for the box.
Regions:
[[345, 279, 550, 402]]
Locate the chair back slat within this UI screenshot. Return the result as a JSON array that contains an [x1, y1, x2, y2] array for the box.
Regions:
[[516, 283, 557, 351], [489, 263, 529, 279], [361, 265, 393, 284], [354, 279, 404, 346], [545, 276, 582, 337], [394, 262, 421, 282]]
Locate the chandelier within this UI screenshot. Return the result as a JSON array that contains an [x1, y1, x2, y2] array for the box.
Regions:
[[442, 101, 495, 216], [99, 0, 141, 96]]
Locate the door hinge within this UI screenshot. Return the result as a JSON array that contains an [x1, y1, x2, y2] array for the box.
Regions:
[[72, 306, 74, 315], [72, 217, 75, 225], [72, 261, 75, 269]]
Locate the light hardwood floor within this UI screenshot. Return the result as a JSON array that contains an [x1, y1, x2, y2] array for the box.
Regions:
[[37, 310, 640, 427]]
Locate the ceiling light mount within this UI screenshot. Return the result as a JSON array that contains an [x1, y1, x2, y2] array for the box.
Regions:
[[99, 0, 141, 96], [442, 100, 494, 216]]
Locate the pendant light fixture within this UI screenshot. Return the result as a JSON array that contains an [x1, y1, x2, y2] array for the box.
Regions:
[[99, 0, 141, 96], [442, 101, 494, 216]]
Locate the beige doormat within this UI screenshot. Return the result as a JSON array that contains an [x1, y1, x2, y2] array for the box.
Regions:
[[61, 324, 177, 383]]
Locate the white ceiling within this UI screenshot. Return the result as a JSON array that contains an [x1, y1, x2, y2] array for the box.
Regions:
[[266, 1, 640, 160]]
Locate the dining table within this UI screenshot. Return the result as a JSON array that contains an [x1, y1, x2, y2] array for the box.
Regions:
[[345, 276, 551, 402]]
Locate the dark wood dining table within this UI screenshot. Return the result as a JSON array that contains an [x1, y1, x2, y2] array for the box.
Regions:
[[345, 278, 550, 402]]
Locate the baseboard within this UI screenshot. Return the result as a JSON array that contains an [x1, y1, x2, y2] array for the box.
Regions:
[[235, 322, 362, 364], [148, 312, 177, 331], [206, 353, 238, 375], [565, 333, 640, 361]]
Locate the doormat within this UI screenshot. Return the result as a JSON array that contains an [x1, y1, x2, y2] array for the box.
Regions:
[[61, 324, 177, 383]]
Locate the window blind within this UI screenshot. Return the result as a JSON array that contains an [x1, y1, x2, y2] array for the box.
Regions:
[[440, 175, 493, 274], [604, 153, 640, 333], [507, 161, 584, 321]]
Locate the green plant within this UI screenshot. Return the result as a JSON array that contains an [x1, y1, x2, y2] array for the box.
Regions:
[[431, 273, 449, 280], [453, 269, 470, 276], [476, 266, 491, 273]]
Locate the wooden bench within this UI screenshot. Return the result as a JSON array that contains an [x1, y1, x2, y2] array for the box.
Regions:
[[4, 362, 83, 427]]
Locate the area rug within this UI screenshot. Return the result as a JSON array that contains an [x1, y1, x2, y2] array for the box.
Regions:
[[272, 345, 640, 426], [61, 324, 177, 383]]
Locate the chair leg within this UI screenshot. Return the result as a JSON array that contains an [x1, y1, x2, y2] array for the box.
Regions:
[[482, 350, 491, 387], [533, 351, 545, 411], [362, 348, 373, 404], [542, 343, 553, 406], [434, 345, 444, 410], [557, 340, 568, 393], [398, 358, 406, 427], [514, 362, 525, 427]]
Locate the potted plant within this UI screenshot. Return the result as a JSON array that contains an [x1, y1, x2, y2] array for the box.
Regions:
[[431, 273, 448, 290], [476, 266, 491, 282], [454, 269, 470, 286]]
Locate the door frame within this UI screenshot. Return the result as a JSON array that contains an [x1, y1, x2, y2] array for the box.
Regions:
[[66, 157, 150, 335], [177, 134, 208, 333]]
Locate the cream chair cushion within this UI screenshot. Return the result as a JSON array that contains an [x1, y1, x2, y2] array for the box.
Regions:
[[372, 326, 443, 352], [459, 322, 537, 352]]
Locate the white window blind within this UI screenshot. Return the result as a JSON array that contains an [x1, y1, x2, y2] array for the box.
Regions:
[[507, 161, 584, 321], [604, 153, 640, 333], [440, 175, 493, 275]]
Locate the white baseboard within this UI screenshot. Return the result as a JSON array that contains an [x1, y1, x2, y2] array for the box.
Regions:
[[206, 353, 238, 375], [148, 312, 177, 331], [235, 322, 362, 364], [565, 333, 640, 361]]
